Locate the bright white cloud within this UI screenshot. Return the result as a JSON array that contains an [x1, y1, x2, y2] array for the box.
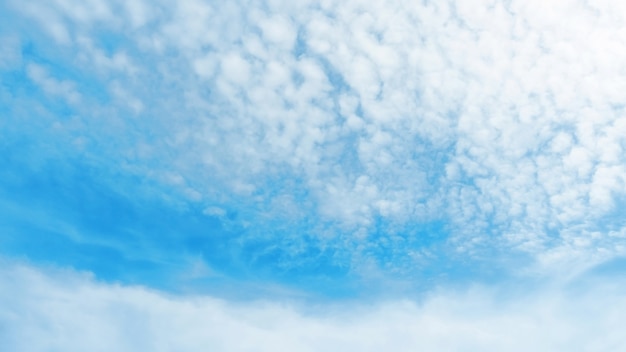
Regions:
[[2, 262, 626, 351]]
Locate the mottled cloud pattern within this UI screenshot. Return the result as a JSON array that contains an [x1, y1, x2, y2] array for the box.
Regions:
[[2, 0, 626, 349], [5, 0, 626, 276]]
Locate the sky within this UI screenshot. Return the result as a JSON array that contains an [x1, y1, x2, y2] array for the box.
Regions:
[[2, 0, 626, 350]]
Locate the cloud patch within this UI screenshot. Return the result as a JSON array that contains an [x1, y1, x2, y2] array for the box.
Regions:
[[2, 262, 626, 351], [4, 0, 626, 283]]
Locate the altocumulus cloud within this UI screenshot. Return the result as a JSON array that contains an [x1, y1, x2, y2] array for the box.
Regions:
[[3, 0, 626, 349]]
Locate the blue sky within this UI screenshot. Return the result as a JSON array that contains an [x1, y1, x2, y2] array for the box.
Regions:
[[2, 0, 626, 350]]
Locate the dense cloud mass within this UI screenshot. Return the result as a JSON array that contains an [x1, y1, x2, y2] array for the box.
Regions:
[[2, 263, 626, 352]]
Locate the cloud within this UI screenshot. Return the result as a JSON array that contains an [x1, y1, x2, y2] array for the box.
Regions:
[[4, 0, 626, 281], [2, 261, 626, 351], [26, 63, 81, 104], [4, 5, 626, 351]]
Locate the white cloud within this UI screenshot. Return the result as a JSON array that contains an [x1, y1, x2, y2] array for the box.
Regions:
[[27, 63, 81, 105], [257, 14, 296, 50], [9, 0, 626, 272], [2, 262, 626, 351]]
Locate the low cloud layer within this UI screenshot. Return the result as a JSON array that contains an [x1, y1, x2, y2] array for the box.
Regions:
[[2, 262, 625, 351]]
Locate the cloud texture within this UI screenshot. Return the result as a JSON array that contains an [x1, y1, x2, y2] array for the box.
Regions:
[[4, 0, 626, 277], [2, 262, 626, 351], [3, 0, 626, 348]]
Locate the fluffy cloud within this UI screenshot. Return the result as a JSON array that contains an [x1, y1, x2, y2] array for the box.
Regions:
[[4, 0, 626, 276], [2, 262, 626, 351]]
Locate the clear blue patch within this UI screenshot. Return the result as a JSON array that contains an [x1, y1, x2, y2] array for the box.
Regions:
[[586, 256, 626, 277], [0, 142, 354, 296], [293, 28, 307, 58]]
